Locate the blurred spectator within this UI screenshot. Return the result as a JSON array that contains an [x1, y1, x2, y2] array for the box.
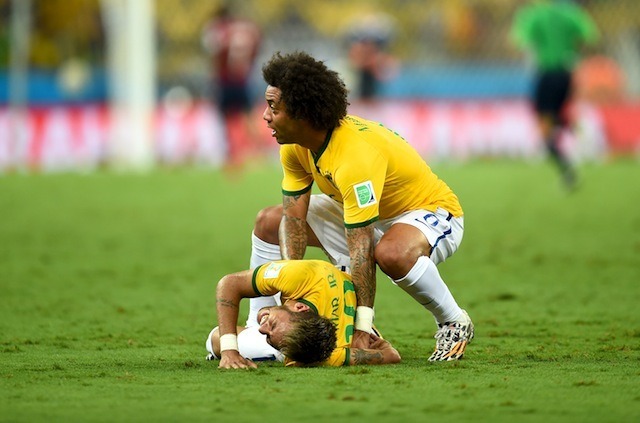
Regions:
[[511, 0, 599, 191], [201, 3, 262, 167], [345, 12, 398, 101], [574, 54, 625, 105]]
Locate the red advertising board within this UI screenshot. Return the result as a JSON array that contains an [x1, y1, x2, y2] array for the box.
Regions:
[[0, 100, 636, 173]]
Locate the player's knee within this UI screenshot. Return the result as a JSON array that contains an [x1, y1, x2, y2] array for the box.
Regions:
[[375, 242, 413, 279], [254, 205, 282, 244]]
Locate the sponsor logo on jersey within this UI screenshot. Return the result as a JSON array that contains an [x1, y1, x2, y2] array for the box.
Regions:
[[353, 181, 377, 208]]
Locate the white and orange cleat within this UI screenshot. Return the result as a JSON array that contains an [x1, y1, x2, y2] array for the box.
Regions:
[[428, 310, 474, 361]]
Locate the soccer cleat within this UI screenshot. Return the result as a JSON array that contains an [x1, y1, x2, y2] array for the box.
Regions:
[[428, 310, 474, 362]]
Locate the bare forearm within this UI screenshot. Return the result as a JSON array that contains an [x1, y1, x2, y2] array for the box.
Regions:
[[346, 226, 376, 307], [279, 214, 307, 259], [349, 333, 401, 365], [350, 346, 401, 365], [280, 193, 310, 260], [214, 272, 261, 369], [216, 281, 241, 336], [215, 272, 256, 335], [351, 348, 384, 365]]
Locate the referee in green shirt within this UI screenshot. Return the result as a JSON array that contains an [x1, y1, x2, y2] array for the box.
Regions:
[[511, 0, 599, 190]]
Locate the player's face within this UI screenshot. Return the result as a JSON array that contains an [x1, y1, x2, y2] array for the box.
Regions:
[[256, 302, 298, 349], [262, 85, 300, 146]]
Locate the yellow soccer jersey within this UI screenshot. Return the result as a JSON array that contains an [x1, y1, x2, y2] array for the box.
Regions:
[[252, 260, 356, 366], [281, 115, 462, 227]]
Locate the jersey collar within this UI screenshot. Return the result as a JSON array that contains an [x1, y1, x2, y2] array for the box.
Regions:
[[311, 127, 334, 165], [298, 299, 319, 315]]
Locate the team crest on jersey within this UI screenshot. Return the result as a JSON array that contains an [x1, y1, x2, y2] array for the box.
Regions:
[[353, 181, 377, 208], [318, 168, 338, 189], [264, 262, 285, 279]]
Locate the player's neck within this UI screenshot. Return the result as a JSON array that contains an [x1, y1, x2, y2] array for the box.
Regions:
[[297, 126, 330, 155]]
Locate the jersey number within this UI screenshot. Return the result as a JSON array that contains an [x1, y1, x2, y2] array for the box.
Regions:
[[343, 280, 356, 343], [414, 212, 440, 228]]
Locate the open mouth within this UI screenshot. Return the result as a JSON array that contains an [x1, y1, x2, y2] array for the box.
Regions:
[[257, 308, 270, 324]]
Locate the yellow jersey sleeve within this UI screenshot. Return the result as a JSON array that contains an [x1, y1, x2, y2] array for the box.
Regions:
[[281, 145, 314, 196], [252, 261, 321, 306]]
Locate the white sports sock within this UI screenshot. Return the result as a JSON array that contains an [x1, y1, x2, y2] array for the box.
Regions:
[[247, 232, 282, 327], [205, 326, 219, 359], [250, 232, 282, 268], [393, 255, 463, 325]]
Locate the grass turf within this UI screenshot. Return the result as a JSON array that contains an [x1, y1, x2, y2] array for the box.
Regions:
[[1, 160, 639, 422]]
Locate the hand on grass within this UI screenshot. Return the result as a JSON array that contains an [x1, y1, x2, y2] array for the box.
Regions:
[[219, 350, 257, 370], [367, 332, 401, 363]]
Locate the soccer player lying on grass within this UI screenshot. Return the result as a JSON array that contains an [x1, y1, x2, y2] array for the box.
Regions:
[[206, 259, 401, 369]]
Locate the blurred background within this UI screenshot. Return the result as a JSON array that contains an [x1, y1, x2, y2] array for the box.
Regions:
[[1, 0, 639, 172]]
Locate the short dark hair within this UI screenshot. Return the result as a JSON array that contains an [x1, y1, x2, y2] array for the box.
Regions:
[[262, 51, 349, 131], [281, 311, 337, 365]]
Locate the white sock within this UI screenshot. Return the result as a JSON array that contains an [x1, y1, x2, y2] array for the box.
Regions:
[[247, 232, 282, 327], [393, 255, 463, 325], [205, 326, 219, 359], [250, 231, 282, 268]]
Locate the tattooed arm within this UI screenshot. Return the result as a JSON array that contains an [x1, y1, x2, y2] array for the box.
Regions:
[[346, 225, 377, 308], [215, 270, 260, 369], [279, 191, 311, 260], [349, 332, 401, 365], [346, 224, 378, 349]]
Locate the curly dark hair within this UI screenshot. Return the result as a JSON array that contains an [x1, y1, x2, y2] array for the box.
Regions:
[[280, 310, 338, 365], [262, 51, 349, 131]]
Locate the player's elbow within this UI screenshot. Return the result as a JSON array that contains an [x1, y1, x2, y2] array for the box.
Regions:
[[215, 274, 234, 298], [386, 348, 401, 364]]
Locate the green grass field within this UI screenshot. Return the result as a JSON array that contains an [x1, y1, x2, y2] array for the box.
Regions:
[[1, 160, 639, 422]]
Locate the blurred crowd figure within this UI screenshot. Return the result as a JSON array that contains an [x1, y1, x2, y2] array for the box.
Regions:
[[201, 3, 262, 168], [574, 55, 625, 105], [344, 12, 399, 101], [511, 0, 599, 191]]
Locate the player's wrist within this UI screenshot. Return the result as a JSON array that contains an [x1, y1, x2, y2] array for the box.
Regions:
[[219, 333, 239, 352], [355, 306, 375, 334]]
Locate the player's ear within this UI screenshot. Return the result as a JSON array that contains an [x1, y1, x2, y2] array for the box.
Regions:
[[292, 302, 310, 312]]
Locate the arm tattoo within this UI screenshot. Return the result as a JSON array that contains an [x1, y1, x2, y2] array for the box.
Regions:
[[280, 215, 307, 259], [346, 226, 376, 307], [352, 349, 384, 365], [216, 298, 238, 310], [280, 194, 310, 260], [283, 195, 302, 207]]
